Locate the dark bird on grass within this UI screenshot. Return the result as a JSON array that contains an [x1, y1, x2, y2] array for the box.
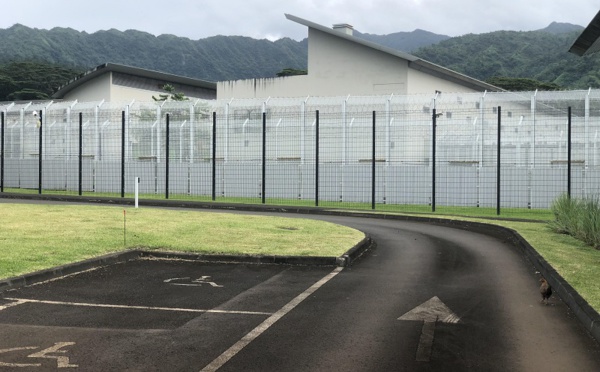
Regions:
[[540, 277, 552, 305]]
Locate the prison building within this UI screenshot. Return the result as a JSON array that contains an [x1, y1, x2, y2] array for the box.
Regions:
[[52, 63, 217, 103], [217, 14, 503, 100]]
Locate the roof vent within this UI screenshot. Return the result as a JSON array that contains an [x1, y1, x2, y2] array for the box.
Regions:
[[333, 23, 354, 36]]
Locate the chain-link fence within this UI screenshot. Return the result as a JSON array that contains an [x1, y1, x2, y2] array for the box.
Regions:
[[2, 90, 600, 215]]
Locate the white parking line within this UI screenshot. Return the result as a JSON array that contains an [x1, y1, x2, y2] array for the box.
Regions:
[[200, 266, 344, 372], [0, 299, 27, 311], [1, 298, 272, 316]]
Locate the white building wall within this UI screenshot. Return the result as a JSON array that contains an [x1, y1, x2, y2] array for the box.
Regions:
[[307, 28, 408, 96], [111, 82, 165, 102], [407, 68, 481, 95], [217, 75, 311, 99], [62, 73, 112, 102], [62, 72, 216, 103]]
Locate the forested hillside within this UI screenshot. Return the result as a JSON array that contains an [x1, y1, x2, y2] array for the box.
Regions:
[[1, 21, 598, 101], [0, 62, 82, 101], [412, 23, 599, 89], [0, 24, 308, 82]]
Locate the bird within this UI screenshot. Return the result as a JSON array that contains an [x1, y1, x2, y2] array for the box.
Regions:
[[539, 277, 552, 305]]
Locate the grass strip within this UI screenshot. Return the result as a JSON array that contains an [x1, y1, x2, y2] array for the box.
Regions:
[[0, 203, 364, 279]]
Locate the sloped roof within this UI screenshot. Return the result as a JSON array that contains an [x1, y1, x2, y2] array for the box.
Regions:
[[285, 14, 503, 92], [53, 63, 216, 99], [569, 10, 600, 56]]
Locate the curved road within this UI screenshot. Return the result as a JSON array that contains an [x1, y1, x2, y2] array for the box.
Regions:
[[215, 212, 600, 371]]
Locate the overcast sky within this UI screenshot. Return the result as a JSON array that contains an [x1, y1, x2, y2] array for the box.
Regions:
[[2, 0, 597, 41]]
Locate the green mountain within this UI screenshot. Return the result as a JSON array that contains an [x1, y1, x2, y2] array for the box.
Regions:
[[0, 24, 308, 82], [354, 28, 450, 52], [1, 21, 598, 101], [412, 23, 600, 90]]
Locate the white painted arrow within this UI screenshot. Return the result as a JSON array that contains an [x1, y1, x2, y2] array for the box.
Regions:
[[398, 296, 460, 362]]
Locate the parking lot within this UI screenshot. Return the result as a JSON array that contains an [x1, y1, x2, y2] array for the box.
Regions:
[[0, 257, 338, 370]]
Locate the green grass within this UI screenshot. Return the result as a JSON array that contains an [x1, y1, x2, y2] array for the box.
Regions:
[[0, 203, 364, 279], [3, 188, 554, 221]]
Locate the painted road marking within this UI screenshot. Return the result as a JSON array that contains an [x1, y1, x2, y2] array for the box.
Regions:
[[200, 266, 344, 372], [0, 342, 77, 368], [0, 346, 40, 368], [2, 298, 271, 316], [164, 276, 224, 287], [0, 299, 27, 311], [398, 296, 460, 362], [26, 267, 102, 287], [28, 342, 78, 368]]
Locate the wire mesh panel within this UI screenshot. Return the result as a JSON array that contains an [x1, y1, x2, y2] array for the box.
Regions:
[[264, 112, 306, 204], [214, 100, 264, 203], [94, 103, 125, 195], [2, 103, 37, 191], [382, 107, 432, 211]]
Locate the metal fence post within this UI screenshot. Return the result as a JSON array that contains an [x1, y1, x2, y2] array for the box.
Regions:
[[121, 111, 125, 198], [432, 109, 437, 212], [315, 110, 320, 207], [262, 112, 266, 204], [79, 112, 83, 196], [372, 111, 376, 210], [1, 111, 4, 193], [568, 106, 572, 198], [497, 106, 501, 215], [212, 112, 217, 201], [38, 110, 43, 195], [166, 113, 170, 199]]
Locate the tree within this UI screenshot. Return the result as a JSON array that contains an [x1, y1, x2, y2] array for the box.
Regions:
[[152, 84, 189, 101], [486, 76, 562, 91], [0, 61, 81, 101], [7, 89, 50, 101]]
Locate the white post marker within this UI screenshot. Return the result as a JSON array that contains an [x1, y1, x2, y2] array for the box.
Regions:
[[398, 296, 460, 362], [135, 177, 140, 208]]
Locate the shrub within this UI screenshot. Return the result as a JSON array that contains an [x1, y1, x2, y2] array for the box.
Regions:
[[549, 193, 580, 235], [549, 193, 600, 249], [577, 195, 600, 249]]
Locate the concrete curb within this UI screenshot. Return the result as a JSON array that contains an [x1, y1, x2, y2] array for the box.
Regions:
[[0, 193, 598, 343], [0, 250, 142, 293]]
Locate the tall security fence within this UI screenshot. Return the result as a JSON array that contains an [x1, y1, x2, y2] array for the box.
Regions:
[[1, 90, 600, 215]]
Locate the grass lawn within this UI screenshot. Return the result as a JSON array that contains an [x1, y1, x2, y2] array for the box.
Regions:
[[0, 203, 364, 279]]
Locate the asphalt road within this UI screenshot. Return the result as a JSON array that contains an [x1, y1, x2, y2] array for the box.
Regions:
[[1, 207, 600, 371]]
